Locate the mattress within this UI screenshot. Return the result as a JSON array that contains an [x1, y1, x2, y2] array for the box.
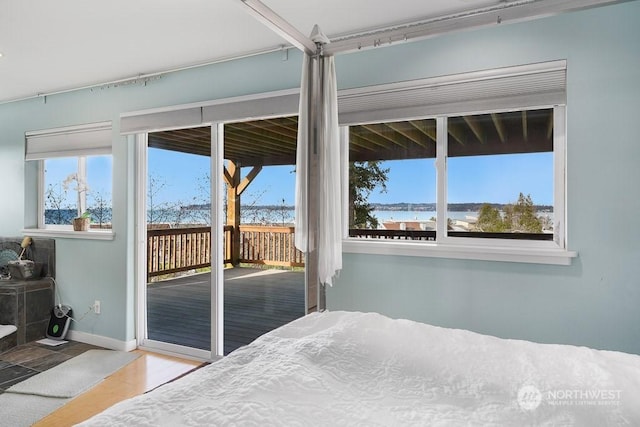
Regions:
[[78, 311, 640, 426]]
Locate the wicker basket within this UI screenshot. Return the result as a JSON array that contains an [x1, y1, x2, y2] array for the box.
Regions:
[[72, 217, 90, 231]]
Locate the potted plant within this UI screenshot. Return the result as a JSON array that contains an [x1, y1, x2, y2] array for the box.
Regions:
[[64, 173, 91, 231], [72, 211, 92, 231]]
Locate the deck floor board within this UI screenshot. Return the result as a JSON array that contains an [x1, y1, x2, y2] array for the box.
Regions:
[[147, 267, 305, 355]]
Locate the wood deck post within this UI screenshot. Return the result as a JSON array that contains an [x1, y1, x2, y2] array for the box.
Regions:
[[224, 161, 263, 266]]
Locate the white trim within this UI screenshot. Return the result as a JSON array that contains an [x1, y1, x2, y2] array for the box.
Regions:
[[36, 160, 45, 229], [135, 134, 148, 349], [66, 329, 137, 352], [340, 127, 350, 239], [137, 341, 218, 363], [343, 239, 577, 266], [212, 123, 224, 357], [554, 105, 568, 248], [435, 117, 447, 239], [22, 227, 115, 240]]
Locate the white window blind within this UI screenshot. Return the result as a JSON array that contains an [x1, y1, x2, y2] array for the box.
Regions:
[[120, 108, 202, 135], [337, 60, 567, 125], [25, 121, 113, 160], [202, 92, 299, 123], [119, 89, 300, 135]]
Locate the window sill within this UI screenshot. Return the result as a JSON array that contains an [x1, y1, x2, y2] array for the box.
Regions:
[[342, 239, 577, 265], [22, 228, 115, 241]]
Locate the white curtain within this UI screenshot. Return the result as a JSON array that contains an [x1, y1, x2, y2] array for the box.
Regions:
[[295, 52, 342, 286], [294, 53, 311, 254]]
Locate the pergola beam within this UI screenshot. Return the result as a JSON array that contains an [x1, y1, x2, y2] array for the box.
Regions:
[[237, 166, 262, 196]]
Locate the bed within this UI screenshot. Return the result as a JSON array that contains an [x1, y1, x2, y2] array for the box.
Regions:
[[79, 311, 640, 426]]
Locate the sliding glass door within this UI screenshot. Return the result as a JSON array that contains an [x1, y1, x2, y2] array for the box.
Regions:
[[133, 90, 310, 360], [220, 117, 306, 355], [136, 128, 214, 359]]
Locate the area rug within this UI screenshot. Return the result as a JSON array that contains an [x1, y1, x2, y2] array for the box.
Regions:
[[0, 349, 140, 426]]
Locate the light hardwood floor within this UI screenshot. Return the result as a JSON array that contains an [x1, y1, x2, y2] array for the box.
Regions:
[[34, 350, 204, 426]]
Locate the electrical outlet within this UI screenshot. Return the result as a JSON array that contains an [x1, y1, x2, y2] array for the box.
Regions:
[[94, 300, 101, 315]]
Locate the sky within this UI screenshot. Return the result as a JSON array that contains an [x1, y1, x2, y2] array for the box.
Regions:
[[147, 148, 553, 207], [381, 153, 553, 206], [44, 148, 552, 211], [44, 156, 113, 211]]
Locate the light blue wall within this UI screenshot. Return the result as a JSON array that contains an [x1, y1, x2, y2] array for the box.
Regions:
[[0, 2, 638, 352], [329, 1, 640, 355]]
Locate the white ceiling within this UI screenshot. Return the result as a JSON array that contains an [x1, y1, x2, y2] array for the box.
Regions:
[[0, 0, 623, 104]]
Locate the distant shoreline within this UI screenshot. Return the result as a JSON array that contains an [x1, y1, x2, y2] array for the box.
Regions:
[[183, 202, 553, 212]]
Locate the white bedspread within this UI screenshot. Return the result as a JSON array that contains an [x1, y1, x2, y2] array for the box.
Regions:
[[79, 311, 640, 426]]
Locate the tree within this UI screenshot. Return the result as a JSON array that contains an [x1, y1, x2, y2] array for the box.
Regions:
[[349, 161, 389, 229], [505, 193, 542, 233], [477, 193, 542, 233], [147, 174, 184, 226], [88, 191, 112, 228], [476, 203, 507, 232], [45, 183, 69, 225]]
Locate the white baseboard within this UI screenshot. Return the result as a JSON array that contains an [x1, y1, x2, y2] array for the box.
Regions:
[[66, 330, 137, 352]]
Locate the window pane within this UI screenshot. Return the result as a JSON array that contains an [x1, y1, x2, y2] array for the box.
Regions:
[[348, 119, 436, 241], [44, 158, 77, 225], [447, 109, 554, 239], [86, 155, 113, 228], [43, 155, 113, 228]]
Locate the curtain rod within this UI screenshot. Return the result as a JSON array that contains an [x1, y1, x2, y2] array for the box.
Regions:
[[0, 46, 286, 106], [324, 0, 628, 55]]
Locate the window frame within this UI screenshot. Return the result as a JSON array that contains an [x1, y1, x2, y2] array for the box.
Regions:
[[24, 122, 115, 240], [340, 65, 576, 265]]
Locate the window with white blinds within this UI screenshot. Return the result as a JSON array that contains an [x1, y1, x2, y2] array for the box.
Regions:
[[25, 122, 114, 236], [341, 60, 575, 265]]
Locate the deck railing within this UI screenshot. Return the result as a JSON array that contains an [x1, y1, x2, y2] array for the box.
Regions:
[[147, 227, 212, 280], [239, 225, 304, 267], [147, 225, 303, 279], [348, 229, 435, 241]]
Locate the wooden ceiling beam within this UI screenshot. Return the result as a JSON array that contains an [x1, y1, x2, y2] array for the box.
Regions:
[[491, 113, 506, 143], [224, 132, 294, 155], [407, 120, 437, 142], [229, 121, 298, 143], [349, 127, 396, 151], [386, 121, 432, 148], [224, 127, 296, 149], [243, 118, 298, 139], [361, 123, 411, 149], [463, 115, 485, 144], [447, 122, 466, 146]]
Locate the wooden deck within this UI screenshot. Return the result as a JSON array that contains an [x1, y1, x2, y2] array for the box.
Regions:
[[146, 267, 305, 355]]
